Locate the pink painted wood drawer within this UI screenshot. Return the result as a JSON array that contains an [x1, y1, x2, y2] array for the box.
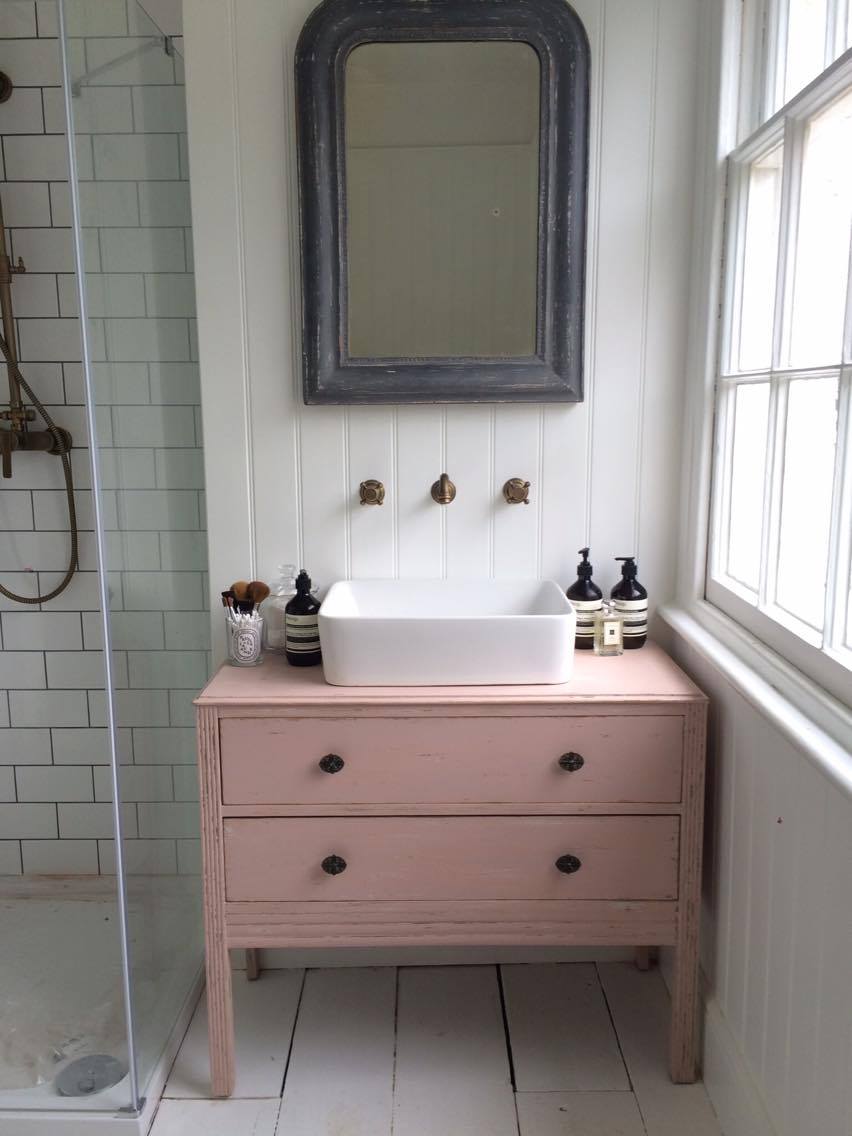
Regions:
[[219, 715, 683, 806], [223, 815, 680, 902]]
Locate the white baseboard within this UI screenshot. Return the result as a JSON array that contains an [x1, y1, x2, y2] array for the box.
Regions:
[[659, 947, 777, 1136], [701, 996, 778, 1136]]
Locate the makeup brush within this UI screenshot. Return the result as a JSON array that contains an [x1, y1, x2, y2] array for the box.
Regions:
[[230, 580, 250, 602], [246, 580, 270, 606]]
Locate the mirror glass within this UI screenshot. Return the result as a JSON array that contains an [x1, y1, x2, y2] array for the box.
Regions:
[[344, 41, 541, 359]]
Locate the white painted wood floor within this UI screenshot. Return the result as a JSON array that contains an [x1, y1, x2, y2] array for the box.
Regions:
[[151, 963, 723, 1136]]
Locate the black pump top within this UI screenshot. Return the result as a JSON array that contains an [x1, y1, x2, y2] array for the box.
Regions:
[[576, 547, 594, 577], [615, 556, 638, 579], [295, 569, 313, 594]]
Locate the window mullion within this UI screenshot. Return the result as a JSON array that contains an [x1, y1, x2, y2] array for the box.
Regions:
[[828, 0, 849, 59], [759, 375, 787, 608], [765, 0, 789, 120], [717, 384, 738, 583], [824, 370, 852, 650], [773, 117, 805, 371], [723, 161, 750, 374]]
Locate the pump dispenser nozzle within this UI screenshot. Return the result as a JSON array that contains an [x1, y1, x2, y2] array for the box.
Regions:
[[576, 547, 594, 577], [615, 556, 638, 578]]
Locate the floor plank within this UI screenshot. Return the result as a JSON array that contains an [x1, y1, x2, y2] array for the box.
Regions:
[[164, 968, 304, 1099], [278, 967, 396, 1136], [393, 965, 519, 1136], [502, 963, 629, 1091], [516, 1091, 647, 1135], [598, 962, 722, 1136], [150, 1099, 280, 1136]]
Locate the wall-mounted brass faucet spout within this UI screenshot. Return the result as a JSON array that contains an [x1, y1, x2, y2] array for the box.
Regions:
[[431, 472, 456, 504]]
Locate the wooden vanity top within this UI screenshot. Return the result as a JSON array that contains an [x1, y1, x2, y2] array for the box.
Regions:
[[196, 642, 705, 707]]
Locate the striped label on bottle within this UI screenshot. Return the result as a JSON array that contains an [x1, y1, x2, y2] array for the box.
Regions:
[[571, 598, 602, 640], [285, 613, 321, 652], [611, 598, 647, 638]]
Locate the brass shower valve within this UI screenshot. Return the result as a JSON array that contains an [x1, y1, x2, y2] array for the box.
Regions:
[[503, 477, 531, 505], [359, 479, 385, 505]]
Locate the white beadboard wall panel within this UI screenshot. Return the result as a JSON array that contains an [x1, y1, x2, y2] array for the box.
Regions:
[[589, 0, 657, 590], [669, 634, 852, 1136], [346, 406, 396, 578], [444, 407, 494, 579], [492, 405, 541, 577], [186, 0, 701, 647], [395, 407, 445, 578]]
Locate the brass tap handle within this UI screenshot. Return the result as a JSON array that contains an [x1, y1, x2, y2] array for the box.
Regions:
[[503, 477, 531, 505], [431, 472, 456, 504], [359, 479, 385, 506]]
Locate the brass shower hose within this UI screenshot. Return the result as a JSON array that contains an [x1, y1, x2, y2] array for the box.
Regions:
[[0, 331, 79, 603]]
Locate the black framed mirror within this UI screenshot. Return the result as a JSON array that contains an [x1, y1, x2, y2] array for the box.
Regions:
[[295, 0, 590, 405]]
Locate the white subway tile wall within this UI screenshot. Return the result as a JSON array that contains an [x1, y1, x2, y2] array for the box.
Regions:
[[0, 2, 208, 876]]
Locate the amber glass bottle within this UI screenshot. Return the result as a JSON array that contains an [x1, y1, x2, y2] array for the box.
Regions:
[[610, 557, 647, 649], [285, 570, 322, 666], [566, 547, 603, 649]]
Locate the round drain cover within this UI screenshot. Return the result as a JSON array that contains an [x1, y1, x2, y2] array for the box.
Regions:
[[55, 1054, 126, 1097]]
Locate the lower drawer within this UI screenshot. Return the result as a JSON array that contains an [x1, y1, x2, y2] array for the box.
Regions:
[[223, 815, 679, 903]]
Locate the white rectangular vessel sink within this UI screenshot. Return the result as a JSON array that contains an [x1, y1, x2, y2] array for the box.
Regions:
[[319, 578, 576, 686]]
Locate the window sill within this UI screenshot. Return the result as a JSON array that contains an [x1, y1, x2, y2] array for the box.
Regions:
[[659, 599, 852, 802]]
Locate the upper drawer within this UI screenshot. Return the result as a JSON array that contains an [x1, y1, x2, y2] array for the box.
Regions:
[[219, 715, 683, 806]]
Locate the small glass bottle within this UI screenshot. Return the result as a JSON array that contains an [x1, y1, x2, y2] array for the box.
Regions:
[[260, 564, 297, 653], [593, 602, 624, 656], [285, 570, 322, 667]]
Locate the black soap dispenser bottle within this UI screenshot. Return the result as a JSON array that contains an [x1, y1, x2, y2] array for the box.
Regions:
[[285, 570, 322, 666], [610, 557, 647, 649], [566, 547, 603, 649]]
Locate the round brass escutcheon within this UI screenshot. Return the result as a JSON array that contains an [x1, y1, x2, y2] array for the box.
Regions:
[[503, 477, 531, 505], [359, 479, 385, 506]]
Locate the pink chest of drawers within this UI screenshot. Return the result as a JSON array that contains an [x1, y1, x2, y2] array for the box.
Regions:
[[195, 644, 707, 1097]]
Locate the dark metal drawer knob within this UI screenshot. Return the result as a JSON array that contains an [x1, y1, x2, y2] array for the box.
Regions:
[[321, 854, 347, 875], [558, 751, 585, 772], [318, 753, 345, 774], [555, 854, 582, 874]]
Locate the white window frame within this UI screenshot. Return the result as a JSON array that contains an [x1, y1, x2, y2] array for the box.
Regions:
[[707, 46, 852, 711], [663, 0, 852, 771]]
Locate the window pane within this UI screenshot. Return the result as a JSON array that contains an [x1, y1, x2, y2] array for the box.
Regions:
[[775, 377, 838, 628], [726, 383, 771, 589], [787, 89, 852, 367], [737, 147, 784, 371], [784, 0, 828, 103]]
